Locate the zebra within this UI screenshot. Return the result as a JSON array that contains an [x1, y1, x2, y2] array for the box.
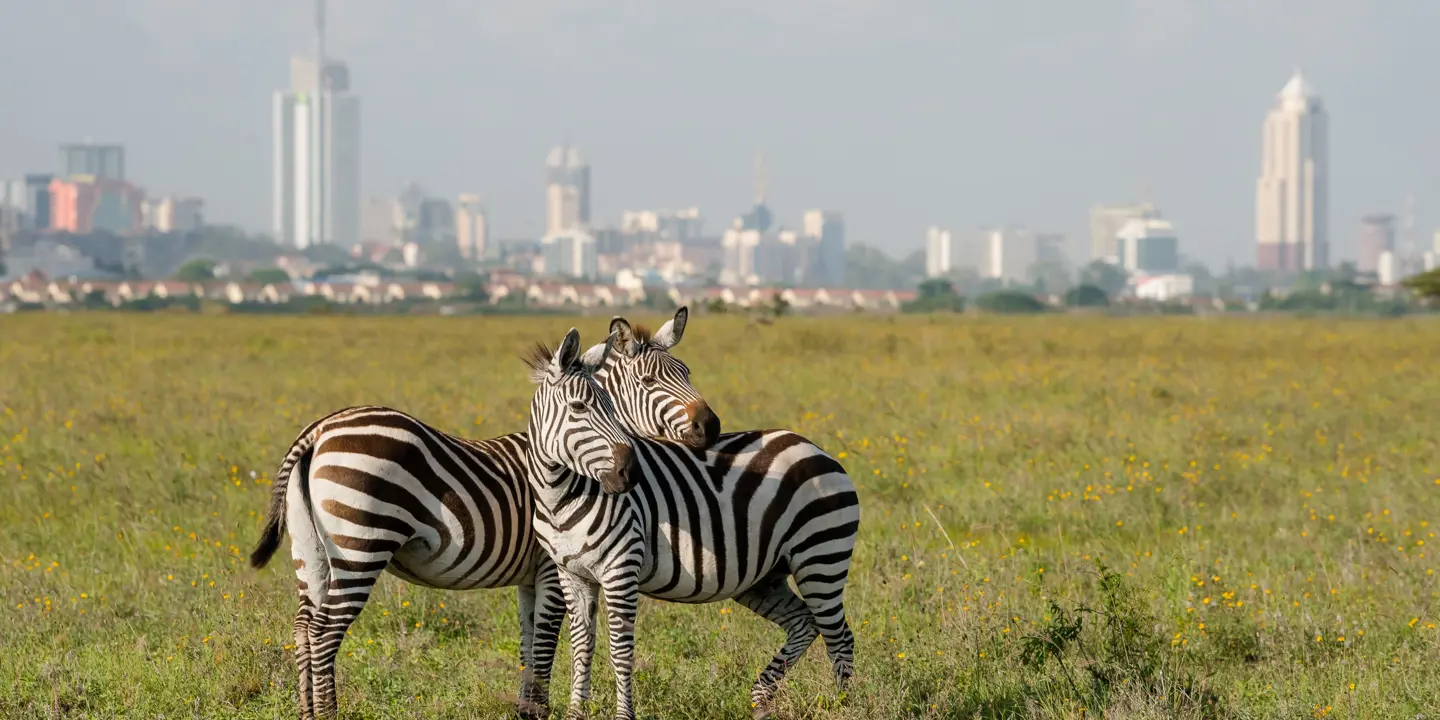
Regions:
[[527, 323, 861, 720], [247, 308, 718, 720]]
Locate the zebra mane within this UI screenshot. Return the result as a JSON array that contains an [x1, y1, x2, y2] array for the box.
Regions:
[[523, 341, 558, 383], [630, 324, 654, 347]]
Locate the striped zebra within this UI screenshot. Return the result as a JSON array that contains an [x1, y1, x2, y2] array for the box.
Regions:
[[247, 308, 717, 720], [528, 323, 861, 720]]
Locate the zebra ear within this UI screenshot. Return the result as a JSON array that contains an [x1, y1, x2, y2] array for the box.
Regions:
[[583, 331, 619, 374], [551, 328, 583, 378], [651, 306, 688, 350], [609, 316, 636, 356]]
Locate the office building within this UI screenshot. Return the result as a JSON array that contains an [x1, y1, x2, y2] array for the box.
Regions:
[[1357, 214, 1395, 274], [59, 143, 125, 181], [1089, 203, 1158, 262], [545, 146, 590, 235], [1256, 71, 1329, 271], [803, 210, 845, 287], [1115, 217, 1180, 274], [455, 194, 488, 262], [272, 2, 361, 249], [542, 228, 598, 279]]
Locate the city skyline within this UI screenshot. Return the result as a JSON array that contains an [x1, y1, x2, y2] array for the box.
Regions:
[[1, 1, 1437, 268]]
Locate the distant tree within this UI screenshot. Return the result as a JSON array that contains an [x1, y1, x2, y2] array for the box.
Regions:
[[303, 244, 353, 265], [1402, 267, 1440, 302], [1079, 260, 1129, 297], [902, 278, 965, 313], [641, 287, 678, 311], [845, 244, 926, 290], [453, 271, 488, 301], [1065, 284, 1110, 308], [975, 290, 1046, 314], [765, 291, 791, 318], [704, 298, 728, 314], [173, 258, 217, 282], [248, 267, 290, 285]]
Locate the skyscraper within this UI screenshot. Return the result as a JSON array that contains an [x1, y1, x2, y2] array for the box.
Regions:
[[925, 227, 956, 278], [1256, 71, 1328, 271], [802, 210, 846, 287], [455, 194, 488, 262], [1089, 203, 1157, 262], [59, 143, 125, 181], [272, 0, 360, 249], [1357, 214, 1396, 274], [545, 146, 590, 235]]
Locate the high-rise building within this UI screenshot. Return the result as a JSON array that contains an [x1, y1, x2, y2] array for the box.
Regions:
[[542, 229, 597, 279], [1089, 203, 1157, 262], [359, 195, 400, 245], [272, 1, 360, 249], [1357, 214, 1396, 274], [1256, 71, 1328, 271], [416, 198, 455, 246], [721, 225, 762, 286], [1115, 218, 1180, 274], [545, 146, 590, 235], [24, 175, 54, 231], [48, 176, 145, 234], [802, 210, 846, 287], [455, 194, 488, 261], [143, 196, 205, 233], [925, 227, 955, 278], [982, 227, 1037, 285], [59, 143, 125, 181]]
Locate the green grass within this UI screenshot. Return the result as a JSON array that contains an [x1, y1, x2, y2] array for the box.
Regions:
[[1, 313, 1439, 719]]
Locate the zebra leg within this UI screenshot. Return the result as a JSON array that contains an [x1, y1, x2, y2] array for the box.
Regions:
[[793, 565, 856, 692], [287, 481, 331, 719], [733, 577, 820, 719], [599, 571, 641, 720], [307, 535, 392, 718], [557, 568, 599, 720], [517, 582, 543, 720], [525, 558, 566, 719]]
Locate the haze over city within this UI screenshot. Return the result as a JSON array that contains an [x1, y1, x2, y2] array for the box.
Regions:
[[2, 0, 1438, 267]]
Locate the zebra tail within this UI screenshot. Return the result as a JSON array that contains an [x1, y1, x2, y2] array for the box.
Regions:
[[249, 428, 317, 569]]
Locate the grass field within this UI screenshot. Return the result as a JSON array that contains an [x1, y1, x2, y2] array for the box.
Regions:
[[2, 313, 1439, 719]]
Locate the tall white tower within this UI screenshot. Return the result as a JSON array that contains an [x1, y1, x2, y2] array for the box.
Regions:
[[545, 146, 590, 236], [272, 0, 360, 249], [1255, 70, 1328, 272]]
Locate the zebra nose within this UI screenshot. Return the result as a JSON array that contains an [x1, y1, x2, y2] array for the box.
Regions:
[[601, 443, 636, 494], [686, 401, 721, 449]]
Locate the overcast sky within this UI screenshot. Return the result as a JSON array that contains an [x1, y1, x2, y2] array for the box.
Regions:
[[2, 0, 1437, 267]]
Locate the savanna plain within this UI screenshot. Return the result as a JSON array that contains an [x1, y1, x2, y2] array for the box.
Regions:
[[2, 313, 1438, 719]]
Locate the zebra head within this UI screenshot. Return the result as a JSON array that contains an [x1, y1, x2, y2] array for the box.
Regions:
[[526, 328, 637, 494], [583, 306, 721, 450]]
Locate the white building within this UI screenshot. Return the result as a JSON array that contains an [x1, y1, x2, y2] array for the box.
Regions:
[[1377, 251, 1398, 286], [620, 208, 703, 240], [1131, 274, 1195, 302], [542, 229, 598, 279], [455, 193, 488, 261], [925, 226, 956, 278], [546, 146, 590, 235], [721, 225, 761, 286], [273, 55, 361, 249], [1256, 71, 1328, 271], [982, 227, 1037, 285], [142, 196, 204, 233], [802, 210, 845, 287], [1089, 203, 1158, 262], [1115, 218, 1180, 274]]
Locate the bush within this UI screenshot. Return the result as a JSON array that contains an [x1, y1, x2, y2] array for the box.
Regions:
[[1065, 284, 1110, 308], [975, 290, 1046, 314], [903, 278, 965, 313]]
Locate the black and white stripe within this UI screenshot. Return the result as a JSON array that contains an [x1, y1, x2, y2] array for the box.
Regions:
[[249, 406, 566, 720], [529, 321, 860, 720]]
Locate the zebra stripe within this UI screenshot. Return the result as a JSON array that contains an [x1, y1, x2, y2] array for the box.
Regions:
[[249, 405, 566, 720], [530, 326, 860, 720]]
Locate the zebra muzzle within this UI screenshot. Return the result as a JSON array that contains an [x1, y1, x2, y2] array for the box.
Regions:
[[600, 442, 636, 494]]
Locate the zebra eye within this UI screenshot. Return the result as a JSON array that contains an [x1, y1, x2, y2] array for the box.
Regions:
[[568, 401, 587, 413], [641, 376, 658, 387]]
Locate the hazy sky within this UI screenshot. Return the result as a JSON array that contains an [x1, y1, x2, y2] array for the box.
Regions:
[[2, 0, 1437, 267]]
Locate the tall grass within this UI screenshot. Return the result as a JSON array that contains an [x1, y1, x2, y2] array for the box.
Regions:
[[1, 313, 1437, 718]]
